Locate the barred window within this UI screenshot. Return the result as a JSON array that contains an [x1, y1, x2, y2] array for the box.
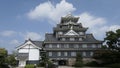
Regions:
[[64, 52, 68, 56], [71, 52, 76, 56], [92, 44, 96, 48], [82, 44, 87, 48], [70, 38, 75, 41], [49, 44, 52, 48], [83, 52, 86, 56], [58, 52, 61, 56], [49, 52, 52, 56], [74, 44, 79, 48]]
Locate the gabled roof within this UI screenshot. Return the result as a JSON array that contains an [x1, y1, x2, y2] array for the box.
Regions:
[[64, 30, 79, 36], [64, 25, 79, 36], [61, 14, 79, 23], [16, 39, 43, 49], [44, 33, 102, 43], [31, 41, 43, 48]]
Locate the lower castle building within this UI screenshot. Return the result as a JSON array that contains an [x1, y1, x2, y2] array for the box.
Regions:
[[16, 14, 102, 66]]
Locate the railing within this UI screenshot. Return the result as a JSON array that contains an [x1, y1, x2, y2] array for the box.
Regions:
[[45, 48, 100, 51]]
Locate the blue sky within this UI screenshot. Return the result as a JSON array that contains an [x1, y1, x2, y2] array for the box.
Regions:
[[0, 0, 120, 53]]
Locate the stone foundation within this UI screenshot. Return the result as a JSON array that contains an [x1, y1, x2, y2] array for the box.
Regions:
[[49, 58, 96, 66], [68, 58, 76, 66], [83, 58, 96, 64]]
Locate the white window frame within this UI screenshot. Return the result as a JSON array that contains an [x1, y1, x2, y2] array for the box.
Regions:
[[49, 52, 52, 56], [82, 44, 87, 48], [90, 52, 93, 56], [58, 31, 63, 35], [79, 32, 84, 35], [98, 44, 101, 48], [49, 44, 52, 48], [92, 44, 96, 48], [83, 52, 86, 56], [64, 52, 68, 56], [57, 44, 60, 48], [64, 44, 69, 48], [71, 52, 76, 56], [62, 38, 66, 41], [74, 44, 79, 48], [70, 38, 75, 41], [79, 38, 82, 41], [58, 52, 61, 56]]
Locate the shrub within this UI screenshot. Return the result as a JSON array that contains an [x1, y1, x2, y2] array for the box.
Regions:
[[24, 64, 35, 68], [105, 63, 120, 68], [48, 61, 54, 68], [85, 61, 100, 67], [0, 64, 9, 68], [37, 61, 46, 67], [74, 61, 83, 67]]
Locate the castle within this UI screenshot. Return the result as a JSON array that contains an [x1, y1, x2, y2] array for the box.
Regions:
[[16, 14, 102, 67]]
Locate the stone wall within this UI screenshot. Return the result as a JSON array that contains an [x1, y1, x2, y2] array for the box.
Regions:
[[68, 58, 76, 66]]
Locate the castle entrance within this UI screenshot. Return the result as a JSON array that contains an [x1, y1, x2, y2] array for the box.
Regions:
[[58, 60, 67, 65]]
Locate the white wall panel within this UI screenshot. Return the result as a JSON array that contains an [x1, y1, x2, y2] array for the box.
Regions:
[[29, 49, 39, 60], [18, 49, 29, 53]]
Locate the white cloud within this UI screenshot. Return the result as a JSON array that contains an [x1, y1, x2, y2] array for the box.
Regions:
[[10, 39, 20, 45], [23, 32, 42, 40], [27, 0, 76, 24], [79, 12, 106, 28], [0, 30, 16, 37], [107, 25, 120, 32], [78, 12, 120, 40], [27, 0, 120, 40]]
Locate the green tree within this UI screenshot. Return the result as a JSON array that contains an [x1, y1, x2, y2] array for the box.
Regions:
[[105, 29, 120, 51], [76, 53, 83, 62], [93, 50, 120, 64], [6, 54, 17, 66], [0, 48, 7, 65], [38, 48, 49, 67], [93, 29, 120, 65], [74, 53, 83, 67]]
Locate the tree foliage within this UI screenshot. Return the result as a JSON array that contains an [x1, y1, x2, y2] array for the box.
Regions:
[[74, 53, 83, 67], [105, 29, 120, 51], [76, 53, 83, 62], [6, 54, 17, 66], [38, 48, 49, 67], [93, 50, 120, 64], [93, 29, 120, 65], [0, 48, 7, 65]]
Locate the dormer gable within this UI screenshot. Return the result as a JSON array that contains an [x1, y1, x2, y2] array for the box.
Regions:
[[64, 25, 79, 36]]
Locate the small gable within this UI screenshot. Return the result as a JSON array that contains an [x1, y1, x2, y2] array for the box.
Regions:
[[65, 30, 79, 36], [16, 40, 41, 50]]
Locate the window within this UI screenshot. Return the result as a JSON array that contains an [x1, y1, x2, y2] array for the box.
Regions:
[[49, 52, 52, 56], [49, 44, 52, 48], [58, 52, 61, 56], [79, 32, 84, 35], [98, 44, 101, 48], [64, 52, 68, 56], [82, 44, 87, 48], [64, 44, 69, 48], [92, 44, 96, 48], [62, 38, 65, 41], [70, 38, 75, 41], [71, 52, 76, 56], [57, 44, 60, 48], [90, 52, 93, 56], [79, 38, 82, 41], [58, 31, 63, 35], [83, 52, 86, 56], [74, 44, 79, 48]]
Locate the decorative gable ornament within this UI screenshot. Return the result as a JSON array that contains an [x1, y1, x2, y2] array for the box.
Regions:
[[65, 26, 79, 36]]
